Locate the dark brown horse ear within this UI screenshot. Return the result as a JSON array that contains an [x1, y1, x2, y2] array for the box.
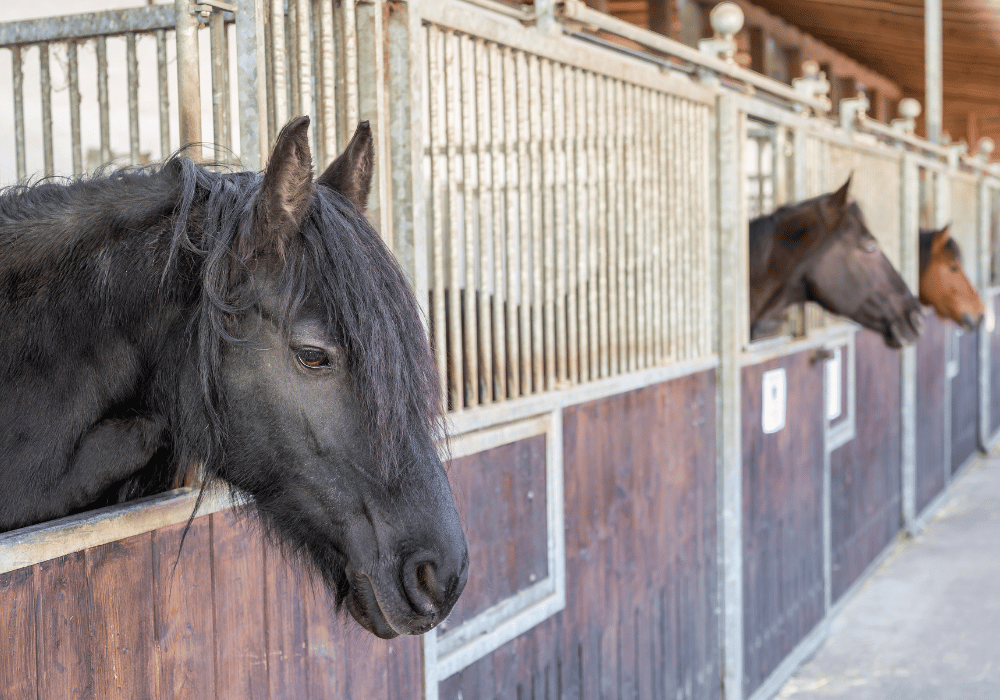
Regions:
[[318, 121, 374, 212], [829, 177, 851, 209], [251, 116, 314, 259], [818, 176, 851, 225]]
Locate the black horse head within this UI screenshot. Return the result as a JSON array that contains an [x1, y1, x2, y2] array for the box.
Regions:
[[749, 178, 924, 347], [0, 117, 467, 639]]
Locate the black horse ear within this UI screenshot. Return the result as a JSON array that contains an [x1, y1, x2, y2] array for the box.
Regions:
[[828, 176, 851, 210], [252, 116, 314, 259], [318, 121, 374, 212]]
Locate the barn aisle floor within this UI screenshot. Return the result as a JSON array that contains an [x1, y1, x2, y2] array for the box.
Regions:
[[776, 450, 1000, 700]]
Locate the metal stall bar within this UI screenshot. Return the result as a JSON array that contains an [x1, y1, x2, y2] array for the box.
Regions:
[[96, 36, 111, 164], [68, 41, 83, 174], [12, 47, 25, 181], [126, 33, 141, 165], [210, 12, 232, 158], [488, 41, 507, 401], [900, 152, 920, 533], [428, 25, 448, 405], [459, 34, 480, 407], [155, 30, 170, 161], [294, 0, 311, 145], [444, 30, 464, 408], [235, 0, 268, 170], [39, 43, 53, 176], [473, 38, 494, 405], [502, 45, 522, 398], [270, 0, 288, 140], [317, 0, 336, 165], [174, 0, 201, 159]]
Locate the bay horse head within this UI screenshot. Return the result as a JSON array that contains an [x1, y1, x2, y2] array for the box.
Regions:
[[0, 116, 467, 639], [749, 178, 924, 347], [918, 226, 984, 331]]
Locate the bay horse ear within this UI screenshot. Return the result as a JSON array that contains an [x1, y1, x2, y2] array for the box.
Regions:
[[252, 116, 314, 258], [318, 121, 374, 212], [931, 224, 952, 252]]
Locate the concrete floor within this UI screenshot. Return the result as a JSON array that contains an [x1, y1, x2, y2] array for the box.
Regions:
[[776, 452, 1000, 700]]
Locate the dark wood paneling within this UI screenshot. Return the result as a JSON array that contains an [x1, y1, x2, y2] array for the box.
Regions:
[[444, 434, 548, 631], [212, 510, 268, 700], [37, 550, 94, 699], [741, 352, 825, 697], [0, 565, 37, 700], [916, 313, 948, 514], [831, 329, 902, 602], [440, 370, 720, 700], [303, 575, 349, 700], [264, 545, 309, 699], [88, 535, 157, 698], [990, 294, 1000, 436], [951, 327, 980, 472]]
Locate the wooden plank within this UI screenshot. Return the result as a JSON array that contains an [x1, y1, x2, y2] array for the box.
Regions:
[[212, 509, 267, 700], [37, 550, 93, 699], [830, 330, 902, 601], [303, 573, 347, 700], [264, 545, 308, 698], [916, 314, 948, 514], [87, 535, 157, 699], [0, 565, 37, 699], [152, 517, 215, 700]]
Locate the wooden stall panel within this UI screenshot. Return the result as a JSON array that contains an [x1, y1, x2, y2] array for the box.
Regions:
[[36, 550, 95, 698], [0, 564, 37, 700], [951, 327, 980, 472], [442, 435, 549, 631], [991, 294, 1000, 437], [831, 329, 902, 602], [916, 313, 948, 514], [741, 352, 825, 697], [439, 371, 720, 700]]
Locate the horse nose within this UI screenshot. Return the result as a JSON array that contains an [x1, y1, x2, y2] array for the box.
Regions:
[[402, 549, 469, 620], [962, 312, 983, 331]]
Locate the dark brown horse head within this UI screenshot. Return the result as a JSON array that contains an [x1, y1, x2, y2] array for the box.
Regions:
[[918, 226, 984, 331], [749, 178, 924, 347]]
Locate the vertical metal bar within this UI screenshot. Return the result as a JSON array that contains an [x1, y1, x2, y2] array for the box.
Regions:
[[656, 91, 668, 361], [474, 39, 494, 405], [68, 42, 83, 174], [459, 35, 480, 407], [529, 55, 545, 392], [155, 31, 170, 161], [38, 43, 54, 176], [682, 100, 694, 358], [716, 92, 745, 700], [925, 0, 942, 144], [287, 0, 300, 123], [96, 37, 111, 165], [210, 13, 231, 158], [650, 89, 663, 363], [640, 88, 654, 367], [354, 0, 391, 241], [318, 0, 337, 162], [900, 152, 919, 534], [595, 74, 610, 379], [444, 31, 464, 409], [979, 176, 992, 451], [236, 0, 268, 169], [562, 66, 587, 384], [700, 104, 713, 357], [516, 50, 532, 394], [12, 47, 25, 181], [126, 34, 141, 165], [541, 58, 558, 391], [622, 82, 636, 372], [271, 0, 289, 128], [488, 43, 507, 402], [584, 70, 597, 381], [342, 0, 360, 134], [174, 0, 202, 159], [502, 46, 521, 398], [427, 26, 448, 407], [667, 95, 680, 361], [611, 80, 626, 374], [295, 0, 312, 125]]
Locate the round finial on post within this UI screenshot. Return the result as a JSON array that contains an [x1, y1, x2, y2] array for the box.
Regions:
[[801, 60, 820, 79], [977, 137, 995, 159], [899, 98, 922, 120], [710, 2, 744, 39]]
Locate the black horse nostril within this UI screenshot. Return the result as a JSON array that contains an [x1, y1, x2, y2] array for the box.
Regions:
[[402, 551, 467, 620]]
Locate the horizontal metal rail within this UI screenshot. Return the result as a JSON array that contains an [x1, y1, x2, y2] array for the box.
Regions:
[[0, 7, 176, 46], [555, 0, 830, 114]]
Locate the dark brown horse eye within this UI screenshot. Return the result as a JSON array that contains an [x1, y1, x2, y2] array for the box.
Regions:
[[296, 348, 329, 369]]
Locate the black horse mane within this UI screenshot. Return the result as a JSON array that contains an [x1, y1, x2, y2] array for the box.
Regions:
[[918, 228, 961, 275], [0, 155, 442, 497]]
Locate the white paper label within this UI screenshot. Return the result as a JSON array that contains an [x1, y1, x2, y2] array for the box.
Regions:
[[762, 368, 786, 434], [826, 348, 842, 421]]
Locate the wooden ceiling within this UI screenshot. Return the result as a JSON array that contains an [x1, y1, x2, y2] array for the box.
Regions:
[[748, 0, 1000, 146]]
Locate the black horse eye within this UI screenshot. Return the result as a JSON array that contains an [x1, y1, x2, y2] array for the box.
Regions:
[[296, 348, 330, 369], [950, 265, 959, 273]]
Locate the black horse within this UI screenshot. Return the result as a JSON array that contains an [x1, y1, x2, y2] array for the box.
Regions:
[[0, 116, 467, 639], [749, 178, 924, 347]]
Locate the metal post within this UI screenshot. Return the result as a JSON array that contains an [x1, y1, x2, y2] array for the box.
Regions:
[[175, 0, 203, 160], [925, 0, 942, 143], [236, 0, 269, 169], [900, 153, 919, 533], [716, 91, 744, 700], [978, 177, 992, 451]]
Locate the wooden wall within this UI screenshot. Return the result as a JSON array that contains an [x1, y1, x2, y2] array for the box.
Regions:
[[951, 327, 980, 472], [829, 330, 901, 602], [440, 370, 721, 700], [741, 351, 825, 698], [916, 313, 949, 515], [0, 511, 423, 700]]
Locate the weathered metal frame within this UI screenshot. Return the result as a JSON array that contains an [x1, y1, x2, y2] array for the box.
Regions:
[[421, 410, 566, 697]]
